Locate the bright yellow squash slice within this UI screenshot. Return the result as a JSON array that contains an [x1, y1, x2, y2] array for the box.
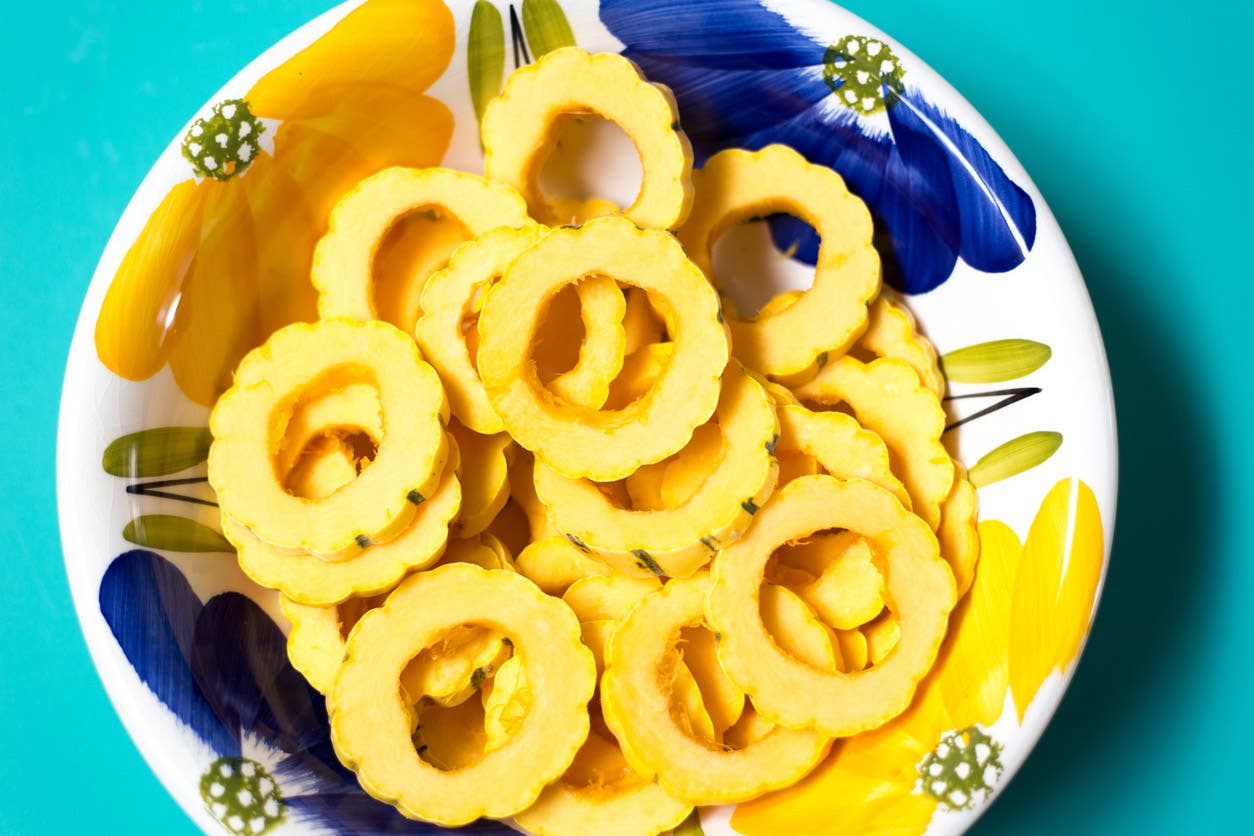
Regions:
[[330, 563, 595, 826], [483, 48, 693, 230], [274, 381, 381, 476], [782, 532, 887, 631], [446, 420, 512, 539], [795, 356, 954, 530], [758, 583, 840, 671], [601, 574, 832, 804], [534, 366, 778, 578], [516, 536, 618, 595], [280, 589, 388, 695], [562, 575, 662, 623], [210, 318, 448, 556], [622, 287, 667, 354], [223, 436, 461, 605], [604, 342, 673, 411], [938, 470, 981, 598], [438, 531, 517, 573], [400, 625, 513, 708], [283, 435, 362, 501], [854, 294, 945, 396], [417, 224, 547, 434], [312, 166, 529, 329], [677, 144, 880, 376], [478, 217, 728, 481], [706, 475, 955, 736], [776, 403, 910, 506], [680, 627, 745, 739]]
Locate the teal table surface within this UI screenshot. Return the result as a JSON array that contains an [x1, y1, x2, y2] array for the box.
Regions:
[[2, 1, 1250, 833]]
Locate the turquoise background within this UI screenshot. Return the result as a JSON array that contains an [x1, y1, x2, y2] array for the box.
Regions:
[[1, 0, 1249, 833]]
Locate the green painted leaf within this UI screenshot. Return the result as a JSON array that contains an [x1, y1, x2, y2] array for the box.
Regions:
[[969, 431, 1063, 488], [674, 810, 704, 836], [940, 339, 1052, 383], [103, 427, 212, 477], [468, 0, 505, 122], [123, 515, 232, 553], [521, 0, 576, 58]]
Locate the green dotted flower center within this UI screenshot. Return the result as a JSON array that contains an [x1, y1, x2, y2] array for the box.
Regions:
[[182, 98, 264, 181], [918, 726, 1004, 812], [199, 757, 285, 835], [823, 35, 905, 115]]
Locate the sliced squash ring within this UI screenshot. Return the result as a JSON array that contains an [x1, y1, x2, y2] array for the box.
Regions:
[[777, 403, 910, 507], [312, 166, 530, 324], [210, 319, 448, 556], [275, 381, 382, 476], [601, 574, 831, 804], [400, 626, 513, 708], [938, 470, 980, 598], [516, 536, 619, 595], [706, 475, 955, 736], [535, 366, 777, 577], [280, 590, 386, 695], [330, 563, 596, 827], [562, 575, 661, 624], [515, 770, 691, 836], [447, 421, 512, 539], [284, 435, 361, 501], [417, 225, 548, 434], [478, 217, 728, 480], [677, 144, 880, 376], [482, 48, 694, 230], [223, 436, 461, 605], [795, 356, 954, 530], [542, 276, 627, 409], [855, 294, 945, 396]]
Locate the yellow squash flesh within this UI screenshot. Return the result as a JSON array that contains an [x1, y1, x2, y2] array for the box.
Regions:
[[776, 403, 910, 507], [677, 144, 880, 376], [312, 166, 530, 329], [483, 48, 694, 230], [535, 366, 778, 578], [706, 475, 955, 736], [601, 574, 832, 804], [447, 421, 512, 539], [478, 217, 729, 481], [330, 564, 596, 826], [210, 319, 448, 556]]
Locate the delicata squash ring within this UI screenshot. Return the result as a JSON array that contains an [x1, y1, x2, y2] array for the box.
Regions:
[[677, 144, 880, 376], [330, 563, 596, 826], [312, 166, 530, 324], [478, 217, 729, 481], [795, 356, 954, 530], [223, 437, 461, 605], [706, 475, 956, 737], [535, 366, 779, 578], [209, 319, 448, 555], [482, 47, 694, 230], [601, 574, 831, 804]]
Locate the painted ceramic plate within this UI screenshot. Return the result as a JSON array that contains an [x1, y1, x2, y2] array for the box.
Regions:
[[57, 1, 1117, 834]]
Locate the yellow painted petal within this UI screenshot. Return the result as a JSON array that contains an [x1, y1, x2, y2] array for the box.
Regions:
[[1051, 480, 1104, 672], [95, 179, 206, 380], [245, 0, 455, 118], [1009, 478, 1102, 720], [937, 520, 1021, 729], [271, 87, 454, 235], [239, 152, 319, 335], [166, 179, 260, 405]]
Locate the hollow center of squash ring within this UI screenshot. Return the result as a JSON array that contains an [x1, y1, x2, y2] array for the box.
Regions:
[[537, 114, 643, 212], [711, 215, 818, 318], [372, 208, 473, 335]]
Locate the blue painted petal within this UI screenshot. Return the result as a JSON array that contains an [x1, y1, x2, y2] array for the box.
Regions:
[[890, 87, 1037, 273], [287, 794, 516, 835], [191, 593, 341, 776], [628, 55, 829, 163], [601, 0, 821, 68], [99, 550, 238, 755]]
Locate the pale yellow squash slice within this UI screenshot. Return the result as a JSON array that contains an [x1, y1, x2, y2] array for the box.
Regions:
[[312, 166, 530, 328], [284, 435, 361, 501], [516, 536, 621, 595], [680, 627, 744, 739], [795, 356, 954, 530], [401, 625, 513, 708], [478, 217, 728, 481], [677, 144, 879, 376], [706, 475, 955, 736], [562, 575, 662, 623], [438, 531, 517, 573], [538, 276, 627, 409], [330, 564, 596, 826], [223, 436, 461, 605], [417, 225, 547, 434], [275, 381, 382, 476], [854, 294, 945, 396], [535, 366, 777, 578], [777, 402, 910, 507], [601, 574, 832, 804], [210, 319, 448, 556], [482, 654, 530, 752], [938, 470, 980, 598], [863, 610, 903, 665], [483, 48, 694, 230], [758, 583, 840, 672], [280, 589, 388, 695], [447, 420, 512, 539], [787, 534, 887, 631]]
